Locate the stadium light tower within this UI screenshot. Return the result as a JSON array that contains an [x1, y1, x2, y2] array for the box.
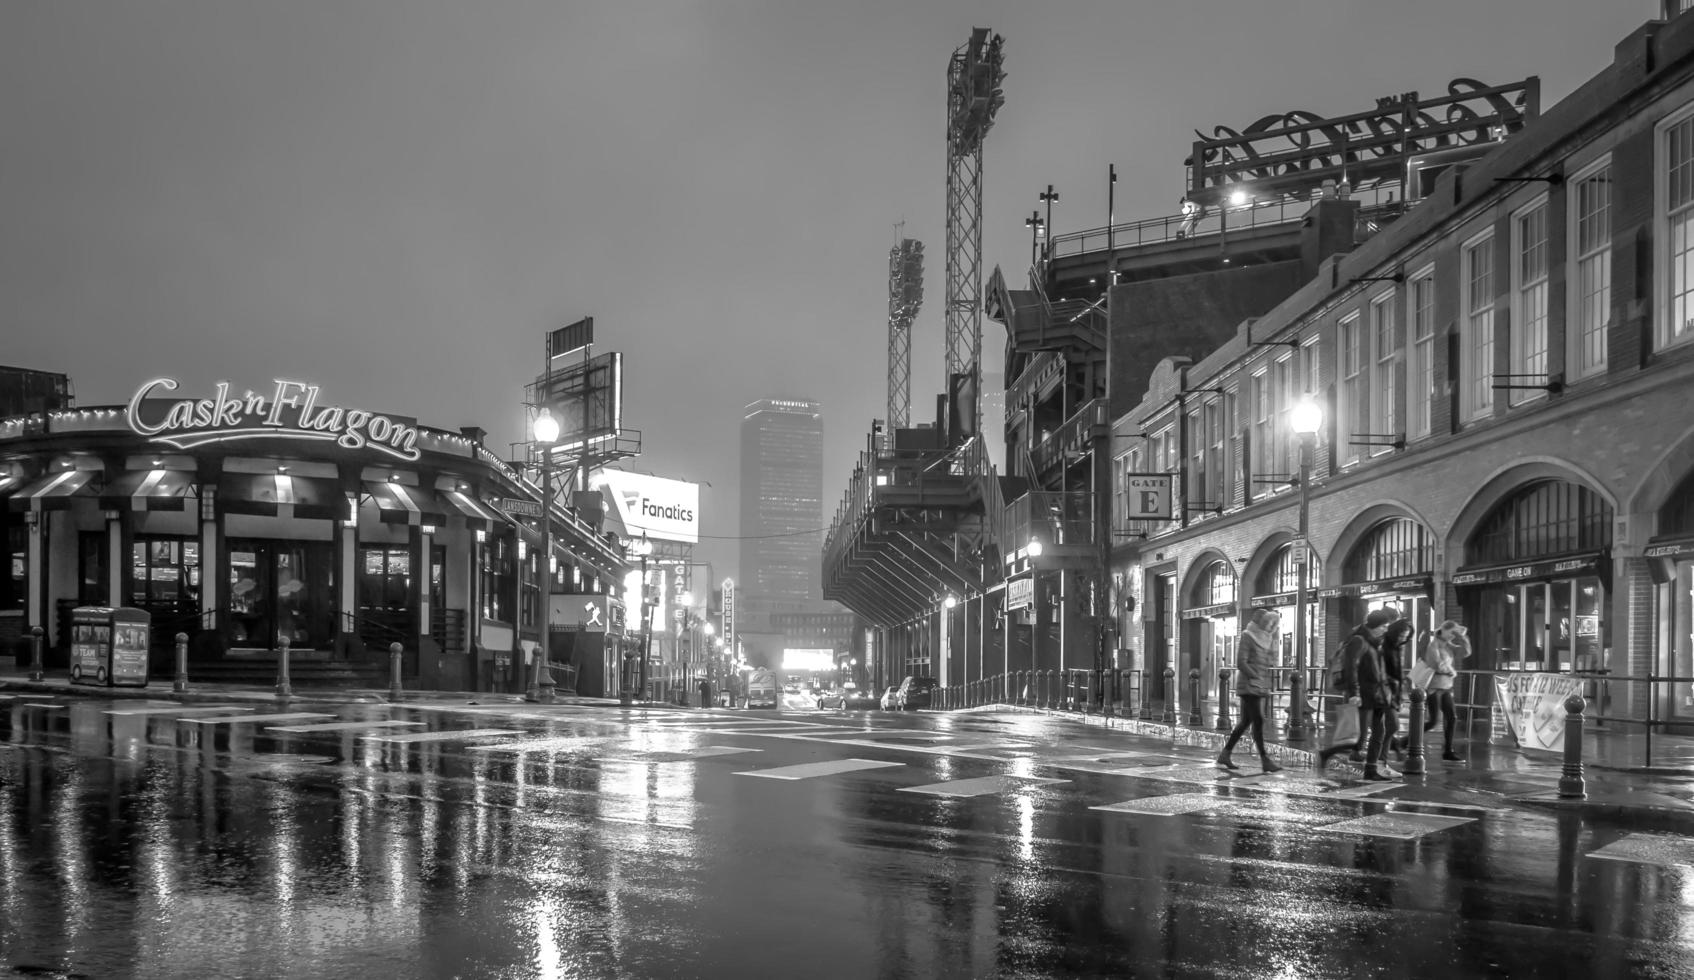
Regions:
[[944, 28, 1006, 434]]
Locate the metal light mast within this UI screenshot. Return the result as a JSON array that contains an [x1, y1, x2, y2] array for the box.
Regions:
[[945, 28, 1006, 433], [887, 237, 925, 432]]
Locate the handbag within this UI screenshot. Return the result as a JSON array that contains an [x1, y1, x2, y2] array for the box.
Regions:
[[1328, 703, 1360, 747], [1409, 658, 1434, 690]]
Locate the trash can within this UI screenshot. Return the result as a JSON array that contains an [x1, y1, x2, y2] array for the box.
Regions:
[[70, 606, 151, 688]]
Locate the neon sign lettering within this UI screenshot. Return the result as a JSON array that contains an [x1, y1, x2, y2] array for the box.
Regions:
[[127, 378, 421, 461]]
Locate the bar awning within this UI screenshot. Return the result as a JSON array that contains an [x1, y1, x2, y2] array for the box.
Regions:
[[0, 473, 21, 503], [98, 469, 196, 512], [6, 469, 100, 512], [220, 473, 345, 521], [365, 481, 447, 527], [440, 489, 503, 531]]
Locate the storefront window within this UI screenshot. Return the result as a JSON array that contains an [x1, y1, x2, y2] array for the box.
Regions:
[[1469, 480, 1611, 565], [3, 522, 25, 611], [78, 531, 107, 606], [480, 538, 513, 623], [1343, 518, 1433, 582], [520, 548, 540, 629], [130, 536, 199, 609], [360, 546, 411, 611], [1197, 560, 1235, 606]]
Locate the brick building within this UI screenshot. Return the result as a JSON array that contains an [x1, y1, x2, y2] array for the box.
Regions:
[[1111, 7, 1694, 729]]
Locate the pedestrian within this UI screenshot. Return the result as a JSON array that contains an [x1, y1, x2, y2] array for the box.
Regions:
[[1318, 607, 1397, 776], [698, 678, 711, 709], [1380, 618, 1416, 765], [1215, 608, 1285, 774], [1420, 620, 1471, 761]]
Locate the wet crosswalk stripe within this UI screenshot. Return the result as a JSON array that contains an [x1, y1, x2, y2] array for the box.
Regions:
[[1091, 793, 1236, 817], [18, 703, 66, 710], [735, 759, 903, 780], [106, 705, 256, 716], [266, 720, 426, 734], [361, 728, 525, 744], [1586, 833, 1694, 869], [899, 775, 1068, 797], [1320, 812, 1476, 840], [181, 712, 336, 725], [468, 736, 601, 753]]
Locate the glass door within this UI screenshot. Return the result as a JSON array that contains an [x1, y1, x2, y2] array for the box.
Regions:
[[228, 543, 273, 647], [230, 539, 334, 650], [1666, 562, 1694, 723]]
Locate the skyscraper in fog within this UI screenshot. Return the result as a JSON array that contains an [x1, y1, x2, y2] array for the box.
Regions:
[[739, 398, 824, 639]]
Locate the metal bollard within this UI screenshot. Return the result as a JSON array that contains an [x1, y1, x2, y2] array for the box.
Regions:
[[1048, 669, 1058, 709], [388, 642, 404, 702], [1105, 669, 1116, 719], [174, 632, 191, 694], [1162, 667, 1177, 724], [1139, 669, 1153, 720], [1216, 669, 1232, 731], [1187, 668, 1203, 726], [28, 625, 44, 682], [1559, 693, 1588, 800], [276, 635, 292, 700], [1405, 688, 1427, 775]]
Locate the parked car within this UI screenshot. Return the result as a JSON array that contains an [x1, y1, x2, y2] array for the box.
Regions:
[[879, 686, 900, 711], [843, 687, 879, 710], [895, 675, 938, 711]]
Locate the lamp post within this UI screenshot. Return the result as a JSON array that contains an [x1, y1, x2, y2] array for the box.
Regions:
[[528, 407, 560, 704], [702, 621, 715, 707], [1287, 397, 1323, 741], [1038, 185, 1059, 262], [628, 534, 654, 705], [1025, 211, 1045, 268]]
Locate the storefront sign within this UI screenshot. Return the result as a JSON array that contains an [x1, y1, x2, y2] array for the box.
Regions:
[[1317, 575, 1432, 598], [1491, 672, 1585, 752], [1005, 577, 1034, 611], [1182, 601, 1237, 620], [592, 469, 700, 544], [1452, 554, 1601, 587], [1250, 591, 1297, 609], [1124, 474, 1174, 520], [494, 497, 542, 518], [128, 378, 420, 461], [721, 578, 735, 644], [1644, 539, 1694, 559]]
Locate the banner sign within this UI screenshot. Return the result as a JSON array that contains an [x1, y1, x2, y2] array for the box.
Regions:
[[1452, 554, 1600, 587], [1124, 473, 1174, 520], [1005, 577, 1034, 611], [722, 578, 736, 646], [593, 469, 700, 544], [1644, 539, 1694, 559], [1491, 672, 1585, 752], [129, 378, 420, 462]]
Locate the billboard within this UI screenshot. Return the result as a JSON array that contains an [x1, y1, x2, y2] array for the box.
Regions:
[[592, 469, 700, 544], [534, 351, 622, 454]]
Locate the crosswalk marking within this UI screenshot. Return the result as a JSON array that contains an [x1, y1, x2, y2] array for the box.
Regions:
[[609, 746, 764, 763], [105, 705, 256, 716], [899, 775, 1068, 797], [735, 759, 903, 780], [1586, 833, 1694, 869], [1091, 793, 1237, 817], [1321, 812, 1476, 839], [18, 703, 66, 710], [266, 720, 426, 734], [361, 728, 525, 744], [468, 735, 605, 753], [181, 712, 335, 726]]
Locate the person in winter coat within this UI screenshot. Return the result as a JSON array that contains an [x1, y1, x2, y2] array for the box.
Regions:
[[1379, 618, 1416, 766], [1215, 608, 1285, 773], [1317, 607, 1397, 775], [1421, 620, 1471, 761]]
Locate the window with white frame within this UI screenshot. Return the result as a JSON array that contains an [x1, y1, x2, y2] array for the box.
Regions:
[[1462, 233, 1496, 421], [1218, 388, 1236, 506], [1250, 368, 1276, 483], [1407, 266, 1435, 439], [1339, 312, 1366, 464], [1369, 291, 1398, 449], [1511, 199, 1550, 405], [1186, 403, 1210, 510], [1568, 160, 1611, 378], [1663, 109, 1694, 351], [1274, 354, 1297, 477]]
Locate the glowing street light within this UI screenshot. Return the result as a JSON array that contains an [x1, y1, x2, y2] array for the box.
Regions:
[[1287, 397, 1323, 741], [526, 408, 560, 704]]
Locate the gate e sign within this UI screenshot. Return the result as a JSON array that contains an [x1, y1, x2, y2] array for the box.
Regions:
[[1124, 474, 1174, 520]]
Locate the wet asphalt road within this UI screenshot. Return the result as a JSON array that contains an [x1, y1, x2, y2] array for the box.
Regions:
[[0, 692, 1690, 980]]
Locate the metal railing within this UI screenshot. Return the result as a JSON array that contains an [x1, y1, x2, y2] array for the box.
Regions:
[[1045, 193, 1407, 261], [932, 668, 1143, 716]]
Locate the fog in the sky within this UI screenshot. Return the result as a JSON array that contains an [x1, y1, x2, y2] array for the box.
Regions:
[[0, 0, 1636, 576]]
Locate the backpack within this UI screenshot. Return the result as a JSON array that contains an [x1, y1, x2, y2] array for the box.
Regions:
[[1326, 639, 1353, 691]]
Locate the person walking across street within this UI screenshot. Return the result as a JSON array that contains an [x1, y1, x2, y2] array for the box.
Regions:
[[1216, 608, 1285, 774], [1421, 620, 1471, 761], [1379, 618, 1416, 769], [1318, 608, 1396, 773]]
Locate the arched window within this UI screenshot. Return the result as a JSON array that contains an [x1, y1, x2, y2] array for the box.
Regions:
[[1467, 479, 1612, 565], [1256, 544, 1300, 595], [1343, 518, 1434, 581], [1194, 559, 1236, 606]]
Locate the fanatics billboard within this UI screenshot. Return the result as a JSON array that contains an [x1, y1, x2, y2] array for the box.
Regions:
[[592, 469, 700, 544]]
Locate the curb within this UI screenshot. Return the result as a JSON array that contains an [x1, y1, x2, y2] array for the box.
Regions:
[[1508, 793, 1694, 829], [0, 678, 691, 712]]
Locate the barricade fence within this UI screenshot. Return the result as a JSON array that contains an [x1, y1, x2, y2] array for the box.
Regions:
[[932, 669, 1143, 716]]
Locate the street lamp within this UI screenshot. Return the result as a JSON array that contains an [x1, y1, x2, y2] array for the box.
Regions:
[[527, 407, 560, 704], [1025, 211, 1045, 268], [627, 534, 654, 705], [1038, 184, 1059, 261], [1287, 397, 1323, 741]]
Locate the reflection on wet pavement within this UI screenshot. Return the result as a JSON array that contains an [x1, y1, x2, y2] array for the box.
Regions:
[[0, 699, 1689, 979]]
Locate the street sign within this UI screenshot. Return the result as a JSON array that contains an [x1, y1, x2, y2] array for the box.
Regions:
[[1124, 473, 1174, 520], [1005, 578, 1034, 611]]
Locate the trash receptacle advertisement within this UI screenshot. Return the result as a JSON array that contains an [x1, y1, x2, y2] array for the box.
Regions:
[[70, 618, 111, 686], [69, 606, 152, 687], [1492, 672, 1584, 751]]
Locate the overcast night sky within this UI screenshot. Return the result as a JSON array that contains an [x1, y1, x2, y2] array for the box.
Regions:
[[0, 1, 1642, 577]]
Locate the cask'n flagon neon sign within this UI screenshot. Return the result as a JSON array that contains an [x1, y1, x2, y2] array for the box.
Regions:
[[127, 378, 421, 461]]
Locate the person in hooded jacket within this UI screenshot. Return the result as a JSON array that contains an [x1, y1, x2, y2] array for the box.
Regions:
[[1215, 608, 1285, 774], [1318, 607, 1397, 775]]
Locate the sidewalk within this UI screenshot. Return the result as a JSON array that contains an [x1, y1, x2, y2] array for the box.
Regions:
[[962, 703, 1694, 831], [0, 670, 693, 712]]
